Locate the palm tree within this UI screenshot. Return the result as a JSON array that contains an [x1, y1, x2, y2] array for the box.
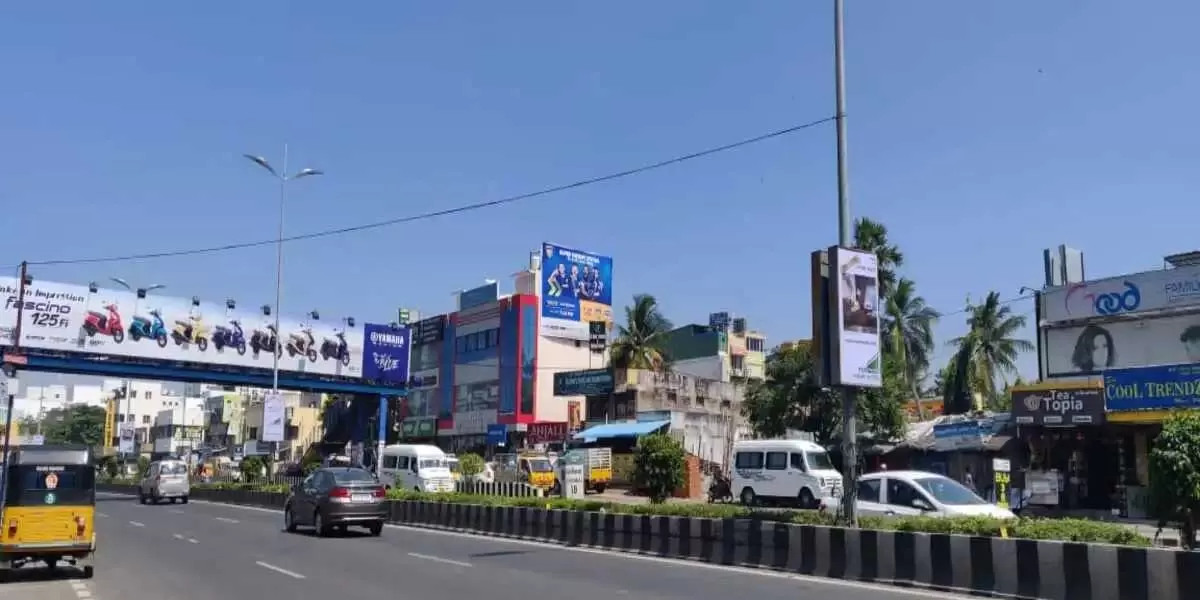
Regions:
[[610, 294, 674, 371], [882, 277, 940, 397], [949, 291, 1035, 408], [853, 217, 903, 299]]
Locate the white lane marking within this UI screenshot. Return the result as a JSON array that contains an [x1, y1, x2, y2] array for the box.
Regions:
[[172, 534, 185, 540], [255, 560, 306, 579], [215, 516, 239, 523], [96, 512, 109, 518], [172, 532, 200, 544], [169, 509, 185, 514], [69, 580, 93, 600], [188, 537, 199, 544], [103, 493, 975, 599], [407, 552, 472, 568], [70, 582, 88, 591], [128, 521, 145, 527]]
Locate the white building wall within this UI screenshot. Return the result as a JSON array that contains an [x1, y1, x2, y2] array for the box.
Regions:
[[535, 336, 604, 423], [672, 356, 725, 382]]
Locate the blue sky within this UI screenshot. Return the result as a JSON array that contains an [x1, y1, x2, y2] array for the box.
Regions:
[[4, 1, 1198, 391]]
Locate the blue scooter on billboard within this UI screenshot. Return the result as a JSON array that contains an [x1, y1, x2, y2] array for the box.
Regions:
[[320, 329, 351, 366], [212, 320, 247, 355], [128, 309, 169, 348]]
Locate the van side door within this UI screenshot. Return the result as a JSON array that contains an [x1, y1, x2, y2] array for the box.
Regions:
[[764, 451, 790, 497]]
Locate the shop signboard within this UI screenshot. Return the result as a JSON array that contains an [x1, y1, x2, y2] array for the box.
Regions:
[[459, 282, 499, 311], [486, 423, 506, 446], [932, 421, 985, 451], [400, 417, 437, 439], [1042, 267, 1200, 324], [553, 368, 613, 396], [828, 247, 882, 388], [1043, 312, 1200, 376], [448, 409, 496, 436], [525, 422, 567, 445], [539, 242, 613, 341], [412, 315, 446, 346], [1104, 362, 1200, 411], [1010, 383, 1105, 426], [0, 277, 373, 379]]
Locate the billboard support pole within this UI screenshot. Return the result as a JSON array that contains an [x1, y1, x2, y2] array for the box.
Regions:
[[832, 0, 859, 526], [376, 394, 387, 479], [12, 262, 29, 353]]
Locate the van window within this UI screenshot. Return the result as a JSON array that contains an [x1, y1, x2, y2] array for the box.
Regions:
[[734, 451, 764, 470], [397, 456, 410, 469], [806, 451, 834, 470], [383, 455, 399, 469], [789, 453, 806, 471], [765, 452, 788, 470]]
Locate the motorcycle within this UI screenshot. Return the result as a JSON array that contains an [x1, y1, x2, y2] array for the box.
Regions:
[[171, 315, 210, 351], [319, 330, 351, 366], [707, 472, 733, 504], [250, 325, 282, 358], [212, 320, 247, 355], [82, 303, 125, 343], [286, 328, 318, 362], [128, 309, 168, 348]]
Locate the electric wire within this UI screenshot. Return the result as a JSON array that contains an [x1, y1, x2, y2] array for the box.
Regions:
[[25, 118, 835, 267]]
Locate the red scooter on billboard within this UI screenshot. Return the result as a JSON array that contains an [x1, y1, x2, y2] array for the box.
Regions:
[[83, 303, 125, 343]]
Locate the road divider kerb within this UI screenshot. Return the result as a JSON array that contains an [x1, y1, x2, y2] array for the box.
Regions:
[[97, 483, 1199, 600]]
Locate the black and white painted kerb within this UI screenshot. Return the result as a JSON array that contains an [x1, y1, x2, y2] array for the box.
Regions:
[[100, 484, 1200, 600]]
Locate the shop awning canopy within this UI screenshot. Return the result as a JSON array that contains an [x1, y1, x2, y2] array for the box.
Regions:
[[572, 420, 670, 443]]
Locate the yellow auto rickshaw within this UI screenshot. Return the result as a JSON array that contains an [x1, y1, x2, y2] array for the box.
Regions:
[[0, 444, 96, 579]]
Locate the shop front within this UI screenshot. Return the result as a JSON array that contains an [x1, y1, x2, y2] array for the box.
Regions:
[[1104, 362, 1200, 518], [1011, 381, 1117, 512]]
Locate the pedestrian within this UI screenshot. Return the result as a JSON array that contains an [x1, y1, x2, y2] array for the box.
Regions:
[[878, 462, 888, 472], [964, 465, 976, 492]]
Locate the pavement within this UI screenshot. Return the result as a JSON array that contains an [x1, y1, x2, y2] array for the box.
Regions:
[[0, 492, 995, 600]]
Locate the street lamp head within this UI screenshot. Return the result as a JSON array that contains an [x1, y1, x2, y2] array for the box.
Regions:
[[310, 310, 320, 321], [111, 277, 131, 291], [88, 282, 98, 294], [226, 298, 236, 310], [293, 167, 323, 180], [146, 284, 166, 292], [244, 154, 279, 178]]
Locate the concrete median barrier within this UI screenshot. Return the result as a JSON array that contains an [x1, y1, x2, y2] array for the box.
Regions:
[[97, 483, 1199, 600]]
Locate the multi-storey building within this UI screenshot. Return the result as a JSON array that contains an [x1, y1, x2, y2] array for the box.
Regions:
[[659, 312, 767, 382]]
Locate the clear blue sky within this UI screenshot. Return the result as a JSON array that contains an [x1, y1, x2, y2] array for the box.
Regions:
[[4, 1, 1198, 390]]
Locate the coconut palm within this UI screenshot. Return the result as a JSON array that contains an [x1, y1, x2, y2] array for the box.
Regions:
[[853, 217, 904, 299], [883, 277, 940, 396], [949, 291, 1035, 405], [610, 294, 674, 371]]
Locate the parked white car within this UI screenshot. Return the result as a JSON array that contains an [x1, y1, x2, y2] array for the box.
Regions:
[[836, 470, 1015, 519]]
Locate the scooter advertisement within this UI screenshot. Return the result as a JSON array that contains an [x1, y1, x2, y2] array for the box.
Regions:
[[0, 277, 373, 379]]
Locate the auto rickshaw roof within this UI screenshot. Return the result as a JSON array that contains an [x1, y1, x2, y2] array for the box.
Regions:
[[6, 444, 93, 466]]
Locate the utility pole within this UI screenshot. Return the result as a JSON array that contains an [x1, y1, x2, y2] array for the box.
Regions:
[[833, 0, 859, 526]]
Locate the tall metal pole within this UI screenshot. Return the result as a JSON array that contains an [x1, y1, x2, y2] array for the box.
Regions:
[[834, 0, 859, 526], [272, 144, 287, 394]]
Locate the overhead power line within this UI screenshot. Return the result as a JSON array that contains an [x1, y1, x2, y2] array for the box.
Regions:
[[27, 117, 835, 267]]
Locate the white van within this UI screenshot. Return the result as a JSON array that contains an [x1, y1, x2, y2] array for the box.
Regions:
[[379, 444, 455, 493], [731, 439, 843, 508]]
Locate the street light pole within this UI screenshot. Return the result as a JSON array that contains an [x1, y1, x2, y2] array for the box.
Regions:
[[245, 147, 322, 464], [111, 278, 165, 461], [833, 0, 859, 526]]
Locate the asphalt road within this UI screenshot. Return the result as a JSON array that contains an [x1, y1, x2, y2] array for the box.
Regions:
[[55, 492, 983, 600]]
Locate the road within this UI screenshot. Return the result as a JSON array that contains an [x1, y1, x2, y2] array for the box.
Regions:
[[11, 492, 984, 600]]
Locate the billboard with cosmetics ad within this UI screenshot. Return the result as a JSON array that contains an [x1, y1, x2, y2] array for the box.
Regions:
[[540, 242, 613, 340], [0, 277, 409, 382]]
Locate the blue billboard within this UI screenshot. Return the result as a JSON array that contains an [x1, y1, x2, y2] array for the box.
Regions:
[[361, 324, 412, 385], [540, 242, 613, 341], [1104, 362, 1200, 411]]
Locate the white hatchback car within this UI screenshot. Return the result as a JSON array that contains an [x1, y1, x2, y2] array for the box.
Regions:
[[139, 459, 191, 505], [842, 470, 1015, 519]]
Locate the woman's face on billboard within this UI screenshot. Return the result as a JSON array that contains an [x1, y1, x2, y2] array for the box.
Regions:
[[1090, 332, 1110, 367]]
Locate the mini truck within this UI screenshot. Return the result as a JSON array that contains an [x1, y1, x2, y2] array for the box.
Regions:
[[554, 447, 612, 494]]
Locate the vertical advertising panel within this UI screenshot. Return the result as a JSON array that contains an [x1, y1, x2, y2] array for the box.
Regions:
[[539, 242, 613, 340], [828, 247, 882, 387], [261, 392, 285, 442], [361, 324, 412, 385]]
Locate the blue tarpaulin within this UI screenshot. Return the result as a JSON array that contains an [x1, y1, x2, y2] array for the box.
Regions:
[[572, 420, 669, 443]]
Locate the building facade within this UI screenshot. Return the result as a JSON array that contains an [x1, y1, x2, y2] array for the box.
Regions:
[[659, 313, 767, 382]]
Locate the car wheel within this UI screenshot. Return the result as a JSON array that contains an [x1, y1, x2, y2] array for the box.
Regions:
[[169, 498, 177, 504], [181, 496, 189, 505], [798, 488, 816, 509], [313, 511, 329, 537], [367, 522, 383, 537], [81, 566, 94, 579], [284, 505, 297, 533], [139, 493, 147, 505], [740, 487, 757, 507]]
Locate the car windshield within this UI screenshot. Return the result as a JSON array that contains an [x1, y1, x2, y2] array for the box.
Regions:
[[526, 459, 553, 472], [418, 459, 446, 469], [331, 469, 377, 483], [806, 451, 834, 470], [914, 476, 987, 505]]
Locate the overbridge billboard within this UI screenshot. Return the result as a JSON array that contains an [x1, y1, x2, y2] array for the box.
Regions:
[[0, 277, 409, 382]]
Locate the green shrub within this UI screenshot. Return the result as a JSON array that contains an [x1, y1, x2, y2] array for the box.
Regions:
[[240, 456, 265, 482], [137, 456, 150, 478], [458, 453, 485, 478], [633, 433, 685, 504]]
